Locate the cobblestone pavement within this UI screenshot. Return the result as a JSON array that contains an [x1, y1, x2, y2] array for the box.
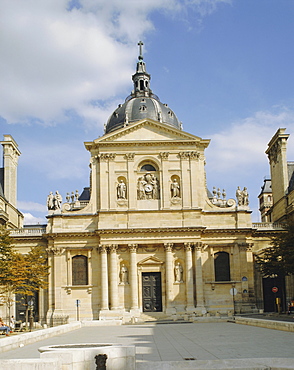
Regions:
[[0, 320, 294, 362]]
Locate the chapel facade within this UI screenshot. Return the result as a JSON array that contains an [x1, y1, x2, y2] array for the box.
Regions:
[[41, 46, 257, 323], [4, 45, 289, 324]]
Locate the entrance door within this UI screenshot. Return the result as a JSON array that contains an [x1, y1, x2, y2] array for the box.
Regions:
[[142, 272, 162, 312], [263, 276, 286, 312]]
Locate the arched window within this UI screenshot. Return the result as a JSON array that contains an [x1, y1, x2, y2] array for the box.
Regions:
[[72, 255, 88, 285], [214, 252, 230, 281], [140, 164, 156, 172]]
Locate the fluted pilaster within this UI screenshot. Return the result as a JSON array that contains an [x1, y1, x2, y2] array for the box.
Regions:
[[184, 243, 195, 311]]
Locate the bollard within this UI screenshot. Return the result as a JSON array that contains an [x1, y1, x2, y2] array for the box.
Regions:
[[95, 354, 108, 370]]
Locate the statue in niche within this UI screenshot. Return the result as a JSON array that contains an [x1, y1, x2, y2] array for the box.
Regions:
[[137, 177, 146, 200], [117, 179, 127, 199], [236, 186, 242, 206], [120, 264, 128, 284], [151, 174, 159, 199], [170, 178, 180, 198], [175, 262, 183, 283], [137, 173, 160, 200]]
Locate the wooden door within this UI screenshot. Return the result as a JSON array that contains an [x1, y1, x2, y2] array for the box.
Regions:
[[142, 272, 162, 312]]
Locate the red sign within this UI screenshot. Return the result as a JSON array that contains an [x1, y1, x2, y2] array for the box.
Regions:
[[272, 287, 278, 293]]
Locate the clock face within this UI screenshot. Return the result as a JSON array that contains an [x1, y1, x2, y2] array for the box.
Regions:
[[144, 184, 153, 193]]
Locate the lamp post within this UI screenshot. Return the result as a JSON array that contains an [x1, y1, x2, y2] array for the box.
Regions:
[[28, 298, 34, 332]]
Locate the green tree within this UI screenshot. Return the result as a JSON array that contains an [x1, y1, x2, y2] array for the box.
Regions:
[[0, 226, 49, 324], [256, 221, 294, 277]]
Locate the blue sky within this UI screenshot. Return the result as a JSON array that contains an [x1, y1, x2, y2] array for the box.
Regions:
[[1, 0, 294, 224]]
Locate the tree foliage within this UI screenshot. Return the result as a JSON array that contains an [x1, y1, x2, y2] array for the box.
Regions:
[[256, 221, 294, 277], [0, 226, 49, 310]]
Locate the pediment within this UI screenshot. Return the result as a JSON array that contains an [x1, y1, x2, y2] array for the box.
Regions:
[[138, 256, 164, 266], [94, 119, 204, 143]]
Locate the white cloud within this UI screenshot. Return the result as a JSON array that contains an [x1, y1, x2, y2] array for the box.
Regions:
[[0, 0, 231, 127], [18, 201, 47, 213], [22, 213, 47, 225], [206, 107, 294, 173]]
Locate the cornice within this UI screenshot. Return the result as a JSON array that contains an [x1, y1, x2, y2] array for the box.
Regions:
[[97, 227, 206, 235], [46, 231, 97, 239], [88, 140, 204, 150], [203, 228, 253, 235]]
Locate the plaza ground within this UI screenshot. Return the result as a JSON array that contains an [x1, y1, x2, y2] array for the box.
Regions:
[[0, 319, 293, 363]]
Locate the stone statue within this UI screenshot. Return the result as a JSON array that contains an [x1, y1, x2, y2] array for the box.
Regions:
[[137, 177, 145, 200], [236, 186, 242, 206], [47, 192, 54, 210], [137, 173, 160, 200], [242, 187, 249, 206], [120, 264, 128, 284], [66, 193, 70, 202], [151, 174, 159, 199], [175, 262, 183, 282], [236, 186, 249, 206], [170, 179, 180, 198], [47, 191, 63, 210], [75, 190, 79, 201], [54, 191, 62, 209], [117, 179, 127, 199]]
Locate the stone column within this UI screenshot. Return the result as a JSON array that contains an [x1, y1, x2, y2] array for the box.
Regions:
[[98, 153, 116, 210], [179, 152, 191, 209], [159, 152, 170, 209], [184, 243, 195, 312], [194, 243, 206, 314], [164, 243, 175, 313], [90, 156, 98, 212], [109, 245, 119, 310], [99, 245, 109, 311], [46, 246, 66, 324], [66, 249, 71, 286], [125, 153, 135, 209], [87, 249, 92, 293], [129, 244, 139, 313]]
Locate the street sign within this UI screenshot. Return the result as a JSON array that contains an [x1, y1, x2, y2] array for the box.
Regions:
[[272, 287, 278, 293], [76, 299, 81, 307]]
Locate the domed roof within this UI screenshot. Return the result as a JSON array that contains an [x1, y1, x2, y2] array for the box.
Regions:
[[105, 42, 182, 134]]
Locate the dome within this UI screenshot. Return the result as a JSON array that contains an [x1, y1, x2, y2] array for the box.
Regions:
[[105, 42, 182, 134]]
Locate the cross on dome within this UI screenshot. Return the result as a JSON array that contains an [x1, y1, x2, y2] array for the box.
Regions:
[[138, 41, 144, 60]]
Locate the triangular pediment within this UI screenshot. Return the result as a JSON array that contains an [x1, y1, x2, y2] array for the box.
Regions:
[[94, 119, 205, 143], [138, 256, 164, 266]]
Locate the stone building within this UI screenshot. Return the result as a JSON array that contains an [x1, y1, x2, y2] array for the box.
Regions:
[[256, 128, 294, 312], [0, 135, 23, 229], [4, 47, 293, 324]]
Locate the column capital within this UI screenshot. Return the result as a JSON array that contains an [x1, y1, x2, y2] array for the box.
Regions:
[[164, 243, 173, 252], [98, 153, 116, 161], [128, 244, 138, 252], [109, 244, 118, 253], [195, 242, 204, 252], [184, 242, 193, 252], [46, 247, 65, 256], [124, 153, 135, 160], [98, 245, 108, 253]]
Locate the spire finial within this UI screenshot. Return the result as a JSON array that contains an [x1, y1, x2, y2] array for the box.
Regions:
[[138, 41, 144, 60]]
